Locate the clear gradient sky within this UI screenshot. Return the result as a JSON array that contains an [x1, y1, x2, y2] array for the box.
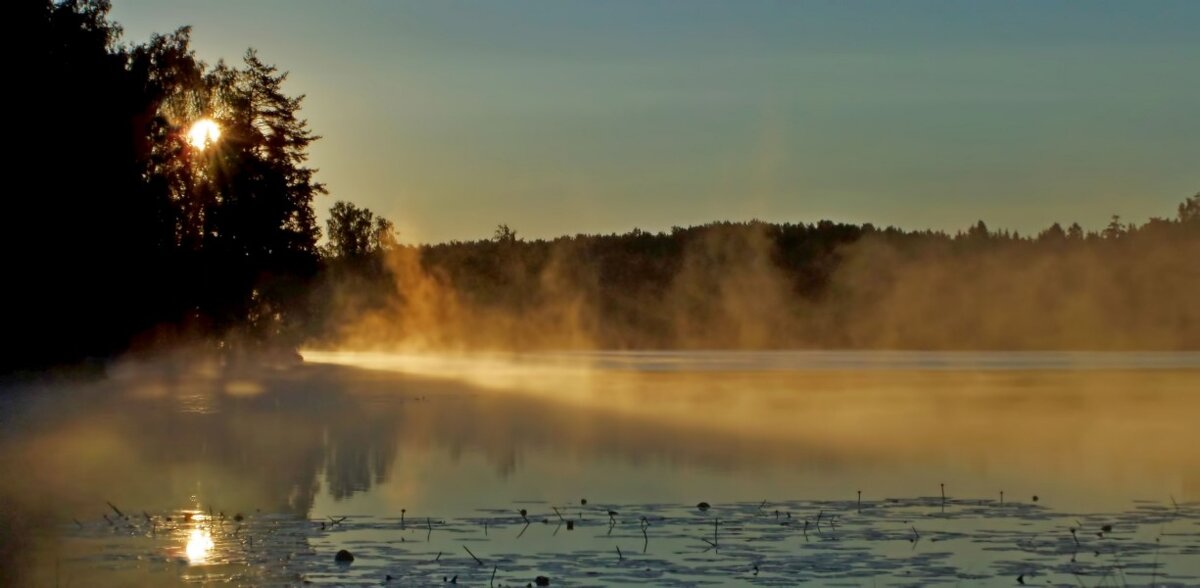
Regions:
[[111, 1, 1199, 243]]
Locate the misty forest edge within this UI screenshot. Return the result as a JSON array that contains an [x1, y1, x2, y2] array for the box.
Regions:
[[8, 1, 1199, 373]]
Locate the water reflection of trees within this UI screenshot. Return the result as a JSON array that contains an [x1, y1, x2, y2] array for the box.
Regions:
[[4, 362, 1198, 532]]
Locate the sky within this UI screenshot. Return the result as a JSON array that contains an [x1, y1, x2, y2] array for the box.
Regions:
[[111, 1, 1200, 243]]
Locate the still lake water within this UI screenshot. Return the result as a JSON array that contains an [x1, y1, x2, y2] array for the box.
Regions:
[[1, 351, 1197, 586]]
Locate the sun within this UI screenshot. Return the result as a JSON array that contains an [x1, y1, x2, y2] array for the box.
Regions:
[[187, 118, 221, 150]]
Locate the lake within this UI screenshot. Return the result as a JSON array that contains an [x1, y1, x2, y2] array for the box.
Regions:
[[1, 351, 1198, 586]]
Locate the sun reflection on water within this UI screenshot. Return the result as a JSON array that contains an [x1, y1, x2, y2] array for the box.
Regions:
[[185, 528, 214, 564]]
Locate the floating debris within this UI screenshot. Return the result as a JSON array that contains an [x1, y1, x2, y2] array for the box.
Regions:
[[53, 497, 1199, 586]]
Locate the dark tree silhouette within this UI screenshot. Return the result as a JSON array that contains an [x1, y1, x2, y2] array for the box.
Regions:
[[5, 0, 324, 372], [1038, 223, 1066, 242], [493, 223, 520, 244], [189, 50, 324, 343], [324, 201, 395, 259], [1181, 193, 1199, 224]]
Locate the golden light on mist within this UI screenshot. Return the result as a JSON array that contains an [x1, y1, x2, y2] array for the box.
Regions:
[[185, 528, 214, 564], [187, 118, 221, 150]]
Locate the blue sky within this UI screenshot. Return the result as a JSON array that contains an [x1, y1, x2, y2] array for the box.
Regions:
[[111, 1, 1200, 242]]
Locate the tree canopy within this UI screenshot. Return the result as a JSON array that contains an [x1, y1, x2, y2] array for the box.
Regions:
[[7, 0, 325, 370]]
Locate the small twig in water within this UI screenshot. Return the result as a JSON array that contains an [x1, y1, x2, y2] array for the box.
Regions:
[[463, 545, 483, 566], [616, 545, 623, 561], [640, 517, 650, 553], [106, 502, 125, 518]]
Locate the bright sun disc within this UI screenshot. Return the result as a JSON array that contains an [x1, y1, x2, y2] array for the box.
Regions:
[[187, 118, 221, 149]]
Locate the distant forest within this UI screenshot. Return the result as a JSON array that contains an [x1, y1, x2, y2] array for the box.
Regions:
[[8, 2, 1199, 373], [315, 196, 1199, 351]]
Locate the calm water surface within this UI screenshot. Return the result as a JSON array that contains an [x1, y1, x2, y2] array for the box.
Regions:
[[1, 351, 1197, 586]]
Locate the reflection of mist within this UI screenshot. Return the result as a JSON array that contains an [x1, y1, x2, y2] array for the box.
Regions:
[[0, 364, 401, 521], [5, 358, 1200, 517]]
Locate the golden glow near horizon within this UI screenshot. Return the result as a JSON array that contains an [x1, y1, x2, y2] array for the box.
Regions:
[[187, 118, 221, 150], [185, 528, 215, 564]]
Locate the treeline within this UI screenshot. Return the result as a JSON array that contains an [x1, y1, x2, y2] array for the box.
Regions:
[[7, 1, 324, 371], [315, 196, 1200, 351]]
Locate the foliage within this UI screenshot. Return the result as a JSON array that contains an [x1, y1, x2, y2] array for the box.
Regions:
[[324, 201, 395, 259], [6, 0, 323, 370]]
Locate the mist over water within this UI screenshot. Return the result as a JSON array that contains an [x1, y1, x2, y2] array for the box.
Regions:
[[319, 216, 1200, 353]]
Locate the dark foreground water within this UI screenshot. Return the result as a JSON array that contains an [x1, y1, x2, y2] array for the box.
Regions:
[[1, 351, 1197, 586]]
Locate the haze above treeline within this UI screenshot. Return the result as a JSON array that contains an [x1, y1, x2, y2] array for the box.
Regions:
[[7, 2, 1198, 373]]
